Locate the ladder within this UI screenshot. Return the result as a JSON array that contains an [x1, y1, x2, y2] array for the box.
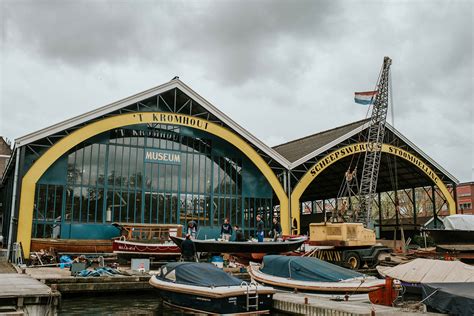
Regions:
[[241, 281, 259, 311], [358, 57, 392, 227]]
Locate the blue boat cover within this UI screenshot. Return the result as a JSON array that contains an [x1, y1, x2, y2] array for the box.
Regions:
[[160, 262, 243, 287], [422, 282, 474, 316], [261, 255, 365, 282]]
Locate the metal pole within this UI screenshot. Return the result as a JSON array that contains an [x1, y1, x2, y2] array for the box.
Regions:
[[287, 170, 292, 234], [412, 188, 417, 227], [7, 148, 20, 258], [432, 186, 437, 228], [378, 192, 382, 238], [323, 199, 326, 223]]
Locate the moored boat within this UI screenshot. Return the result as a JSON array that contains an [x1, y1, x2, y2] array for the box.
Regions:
[[248, 255, 385, 293], [149, 262, 275, 314], [423, 214, 474, 245], [170, 236, 305, 254], [376, 258, 474, 293], [30, 238, 113, 253], [112, 223, 182, 258]]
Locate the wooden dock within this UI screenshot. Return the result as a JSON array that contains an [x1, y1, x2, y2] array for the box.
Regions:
[[0, 273, 60, 315], [23, 266, 250, 294], [272, 292, 438, 316]]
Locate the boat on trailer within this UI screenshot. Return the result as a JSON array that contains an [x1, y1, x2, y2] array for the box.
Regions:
[[112, 223, 182, 259], [149, 262, 275, 314], [170, 236, 305, 254], [248, 255, 385, 293]]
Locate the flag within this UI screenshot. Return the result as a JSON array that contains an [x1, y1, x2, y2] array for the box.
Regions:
[[354, 91, 377, 105]]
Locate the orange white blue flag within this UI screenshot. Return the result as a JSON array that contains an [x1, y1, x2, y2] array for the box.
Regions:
[[354, 91, 377, 105]]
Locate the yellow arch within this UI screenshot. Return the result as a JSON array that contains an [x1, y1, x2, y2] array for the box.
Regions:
[[290, 142, 456, 232], [17, 112, 289, 256]]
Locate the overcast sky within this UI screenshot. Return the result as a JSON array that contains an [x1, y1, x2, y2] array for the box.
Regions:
[[1, 0, 473, 182]]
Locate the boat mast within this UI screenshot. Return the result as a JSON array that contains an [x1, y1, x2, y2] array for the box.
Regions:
[[357, 56, 392, 227]]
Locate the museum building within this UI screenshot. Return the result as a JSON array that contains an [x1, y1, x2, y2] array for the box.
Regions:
[[0, 78, 459, 256]]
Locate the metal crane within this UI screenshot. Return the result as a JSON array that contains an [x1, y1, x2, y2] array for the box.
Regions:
[[357, 56, 392, 227]]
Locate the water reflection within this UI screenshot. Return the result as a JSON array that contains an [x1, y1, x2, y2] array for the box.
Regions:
[[59, 291, 184, 316]]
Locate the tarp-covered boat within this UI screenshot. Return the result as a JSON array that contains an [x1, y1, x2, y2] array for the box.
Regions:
[[170, 236, 305, 254], [149, 262, 275, 314], [377, 258, 474, 283], [248, 255, 385, 293], [424, 215, 474, 244], [422, 282, 474, 316]]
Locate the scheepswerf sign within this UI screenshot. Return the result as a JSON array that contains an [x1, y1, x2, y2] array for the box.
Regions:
[[144, 149, 181, 165]]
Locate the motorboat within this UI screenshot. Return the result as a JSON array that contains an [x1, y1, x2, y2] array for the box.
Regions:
[[248, 255, 385, 293], [149, 262, 275, 314], [170, 236, 305, 254], [112, 223, 182, 258]]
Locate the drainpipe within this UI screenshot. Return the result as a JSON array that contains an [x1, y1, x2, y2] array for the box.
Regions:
[[287, 170, 292, 234], [7, 147, 20, 258]]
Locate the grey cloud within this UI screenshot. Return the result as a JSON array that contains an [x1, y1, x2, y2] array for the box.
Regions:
[[1, 0, 472, 181]]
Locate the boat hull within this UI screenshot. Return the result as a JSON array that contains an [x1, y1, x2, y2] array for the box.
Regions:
[[424, 229, 474, 244], [30, 238, 113, 253], [170, 236, 305, 254], [112, 239, 181, 258], [150, 276, 274, 314], [159, 289, 273, 314]]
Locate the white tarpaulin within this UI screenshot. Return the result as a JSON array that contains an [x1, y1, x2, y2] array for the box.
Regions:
[[377, 258, 474, 283], [443, 215, 474, 230]]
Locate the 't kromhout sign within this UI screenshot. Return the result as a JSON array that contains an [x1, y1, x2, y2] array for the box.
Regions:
[[132, 113, 209, 130]]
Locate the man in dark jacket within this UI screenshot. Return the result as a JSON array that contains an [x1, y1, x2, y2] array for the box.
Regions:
[[181, 234, 196, 262], [220, 218, 233, 241], [256, 215, 264, 242], [234, 225, 245, 241], [271, 217, 282, 241]]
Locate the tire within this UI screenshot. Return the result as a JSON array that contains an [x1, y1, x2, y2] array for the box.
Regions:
[[345, 251, 361, 270]]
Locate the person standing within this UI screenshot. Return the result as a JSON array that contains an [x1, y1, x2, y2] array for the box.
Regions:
[[220, 218, 233, 241], [271, 217, 282, 241], [187, 220, 198, 239], [256, 215, 264, 242], [181, 234, 196, 262]]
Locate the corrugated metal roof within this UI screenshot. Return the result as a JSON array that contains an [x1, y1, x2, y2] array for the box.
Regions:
[[273, 119, 369, 163]]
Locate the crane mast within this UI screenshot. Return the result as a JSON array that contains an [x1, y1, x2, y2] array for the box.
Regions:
[[357, 56, 392, 227]]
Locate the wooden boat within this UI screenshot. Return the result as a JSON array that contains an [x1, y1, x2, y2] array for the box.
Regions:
[[149, 262, 275, 314], [112, 223, 182, 258], [30, 238, 113, 253], [170, 236, 305, 254], [248, 255, 385, 293]]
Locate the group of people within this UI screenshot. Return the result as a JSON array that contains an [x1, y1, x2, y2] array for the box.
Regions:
[[185, 215, 282, 242], [180, 215, 282, 262]]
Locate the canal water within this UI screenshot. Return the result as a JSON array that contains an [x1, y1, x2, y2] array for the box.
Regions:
[[59, 292, 182, 315], [59, 292, 288, 315]]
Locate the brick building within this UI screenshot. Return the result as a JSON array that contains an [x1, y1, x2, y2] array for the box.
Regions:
[[457, 182, 474, 214], [0, 137, 12, 181]]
